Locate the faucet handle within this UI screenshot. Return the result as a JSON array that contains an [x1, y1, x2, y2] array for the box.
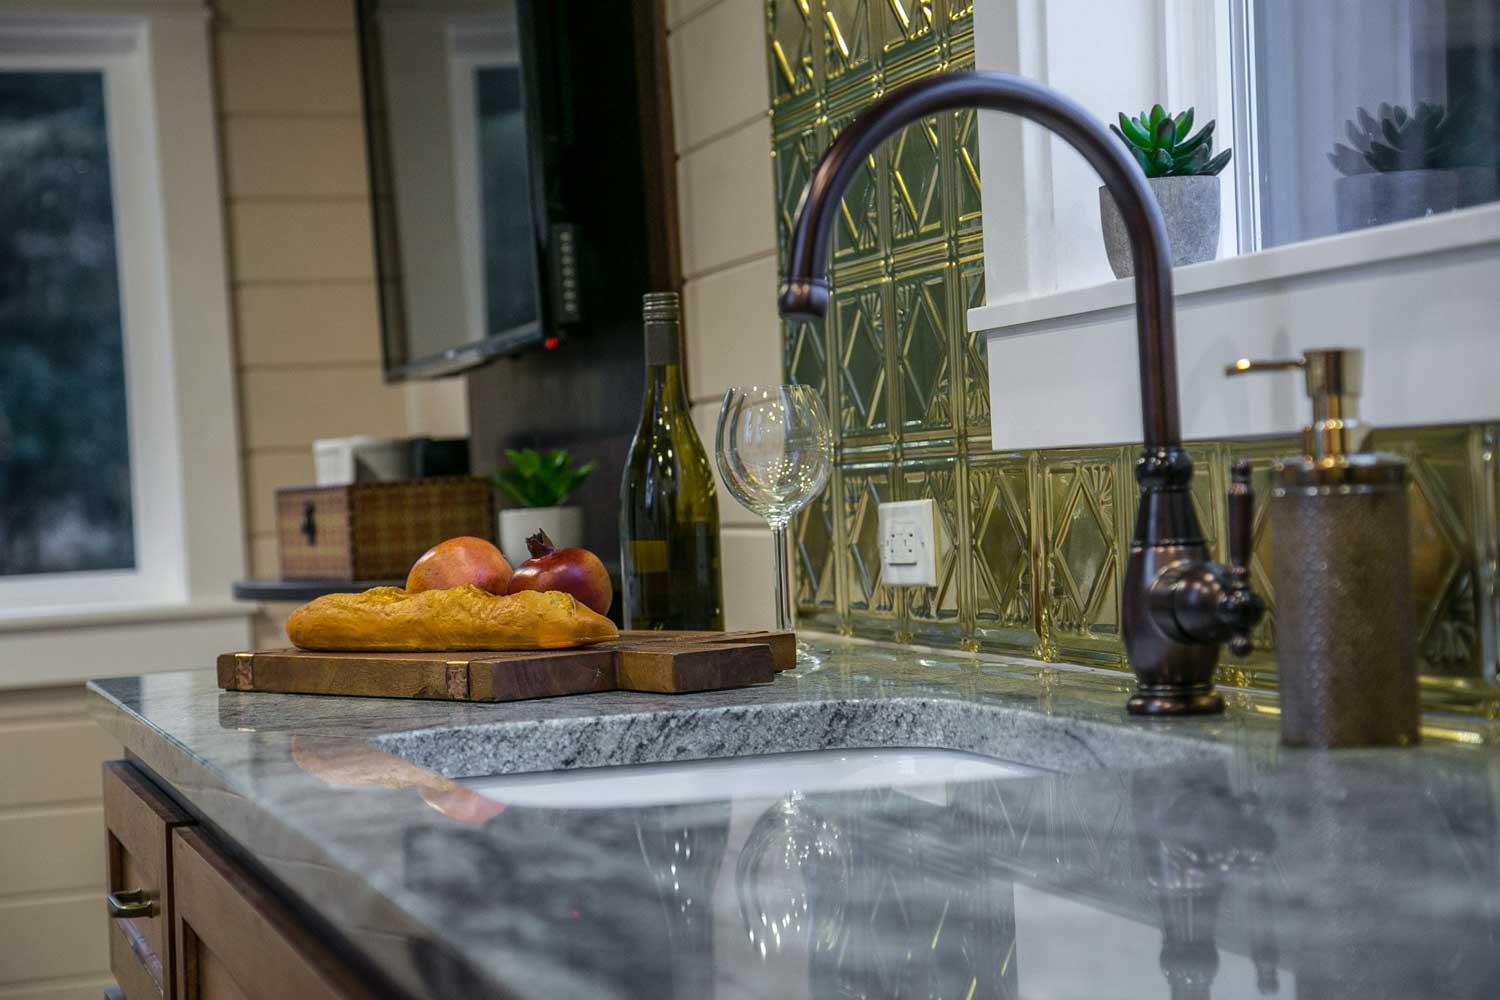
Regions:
[[1222, 460, 1263, 657]]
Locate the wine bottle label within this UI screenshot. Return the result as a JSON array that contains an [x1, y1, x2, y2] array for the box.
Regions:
[[644, 323, 679, 367], [626, 538, 670, 574]]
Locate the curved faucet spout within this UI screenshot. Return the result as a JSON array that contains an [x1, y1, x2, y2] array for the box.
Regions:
[[777, 70, 1180, 449], [779, 71, 1261, 716]]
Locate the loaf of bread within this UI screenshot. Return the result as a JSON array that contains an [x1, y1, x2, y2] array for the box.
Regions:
[[286, 585, 618, 652]]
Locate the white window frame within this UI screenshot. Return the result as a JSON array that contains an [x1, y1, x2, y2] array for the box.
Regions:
[[0, 17, 186, 611], [0, 6, 249, 687], [969, 0, 1500, 451]]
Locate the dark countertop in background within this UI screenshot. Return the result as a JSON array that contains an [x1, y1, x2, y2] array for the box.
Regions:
[[88, 641, 1500, 999]]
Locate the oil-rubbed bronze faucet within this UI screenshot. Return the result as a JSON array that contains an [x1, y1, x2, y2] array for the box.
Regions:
[[778, 72, 1262, 715]]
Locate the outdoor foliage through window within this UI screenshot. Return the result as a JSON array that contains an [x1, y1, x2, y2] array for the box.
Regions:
[[0, 71, 134, 576]]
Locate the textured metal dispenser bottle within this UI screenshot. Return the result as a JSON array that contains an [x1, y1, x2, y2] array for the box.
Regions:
[[1226, 350, 1419, 748]]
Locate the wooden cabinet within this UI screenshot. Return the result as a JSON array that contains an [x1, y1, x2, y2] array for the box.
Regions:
[[103, 761, 192, 1000], [171, 827, 380, 1000], [103, 761, 379, 1000]]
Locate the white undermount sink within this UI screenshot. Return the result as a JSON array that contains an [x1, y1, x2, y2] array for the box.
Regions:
[[458, 747, 1043, 809]]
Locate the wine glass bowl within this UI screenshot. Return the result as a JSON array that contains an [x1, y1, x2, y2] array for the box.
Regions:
[[716, 385, 833, 655], [716, 386, 832, 527]]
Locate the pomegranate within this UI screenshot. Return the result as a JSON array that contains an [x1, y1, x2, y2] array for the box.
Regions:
[[406, 536, 513, 595], [506, 531, 613, 616]]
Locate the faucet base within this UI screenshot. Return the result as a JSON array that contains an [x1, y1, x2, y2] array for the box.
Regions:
[[1127, 685, 1226, 716]]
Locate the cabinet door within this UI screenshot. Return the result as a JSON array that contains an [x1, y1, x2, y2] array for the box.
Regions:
[[103, 760, 193, 1000], [171, 827, 380, 1000]]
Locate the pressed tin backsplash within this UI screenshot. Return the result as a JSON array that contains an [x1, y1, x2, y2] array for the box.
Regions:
[[763, 1, 1500, 708]]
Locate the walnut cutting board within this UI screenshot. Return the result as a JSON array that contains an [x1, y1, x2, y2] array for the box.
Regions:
[[215, 631, 794, 703]]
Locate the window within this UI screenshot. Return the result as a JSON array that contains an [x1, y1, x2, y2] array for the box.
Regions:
[[0, 70, 134, 577], [1238, 0, 1500, 250], [0, 17, 195, 616]]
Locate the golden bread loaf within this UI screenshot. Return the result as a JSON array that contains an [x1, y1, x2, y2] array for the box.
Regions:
[[286, 585, 618, 652]]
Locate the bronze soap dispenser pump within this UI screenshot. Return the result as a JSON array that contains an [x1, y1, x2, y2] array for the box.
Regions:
[[1226, 349, 1420, 747]]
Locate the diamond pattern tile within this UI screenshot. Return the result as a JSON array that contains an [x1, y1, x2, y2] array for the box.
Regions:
[[889, 116, 944, 246], [1041, 450, 1124, 658], [768, 0, 816, 106], [880, 0, 935, 60], [829, 113, 881, 268], [773, 126, 819, 263], [822, 0, 872, 86], [1368, 425, 1484, 678], [835, 283, 888, 437], [953, 107, 982, 233], [968, 454, 1036, 653], [842, 463, 895, 616], [785, 317, 829, 399], [894, 267, 952, 433], [795, 485, 836, 610]]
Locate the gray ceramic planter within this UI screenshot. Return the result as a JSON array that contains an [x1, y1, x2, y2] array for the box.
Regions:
[[1099, 174, 1220, 279], [1334, 168, 1498, 231]]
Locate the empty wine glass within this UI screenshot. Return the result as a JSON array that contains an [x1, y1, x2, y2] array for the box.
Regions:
[[716, 385, 832, 664]]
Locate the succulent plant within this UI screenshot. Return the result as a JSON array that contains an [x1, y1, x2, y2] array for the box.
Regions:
[[1111, 105, 1232, 178], [493, 448, 595, 508], [1329, 101, 1491, 175]]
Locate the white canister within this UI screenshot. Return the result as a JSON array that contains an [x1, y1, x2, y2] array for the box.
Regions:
[[498, 505, 584, 566]]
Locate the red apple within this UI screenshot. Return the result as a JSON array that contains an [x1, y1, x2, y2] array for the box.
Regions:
[[406, 536, 513, 595], [506, 531, 612, 616]]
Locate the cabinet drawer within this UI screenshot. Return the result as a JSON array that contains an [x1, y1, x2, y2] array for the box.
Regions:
[[103, 760, 194, 1000], [172, 827, 379, 999]]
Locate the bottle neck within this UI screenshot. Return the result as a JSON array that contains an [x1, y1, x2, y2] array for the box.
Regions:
[[643, 321, 689, 410]]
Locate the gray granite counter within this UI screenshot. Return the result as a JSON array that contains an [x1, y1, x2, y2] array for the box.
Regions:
[[88, 640, 1500, 999]]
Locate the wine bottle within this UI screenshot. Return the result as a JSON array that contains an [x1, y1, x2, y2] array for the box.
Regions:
[[619, 292, 724, 630]]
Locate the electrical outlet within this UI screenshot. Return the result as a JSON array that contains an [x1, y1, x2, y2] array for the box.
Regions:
[[879, 499, 940, 587]]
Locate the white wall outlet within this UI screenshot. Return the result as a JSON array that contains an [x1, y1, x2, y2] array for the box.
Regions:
[[878, 499, 940, 587]]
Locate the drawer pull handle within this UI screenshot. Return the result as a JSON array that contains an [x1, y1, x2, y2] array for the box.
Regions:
[[107, 888, 157, 919]]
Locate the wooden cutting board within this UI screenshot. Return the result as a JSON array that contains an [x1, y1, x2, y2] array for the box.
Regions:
[[216, 630, 795, 703]]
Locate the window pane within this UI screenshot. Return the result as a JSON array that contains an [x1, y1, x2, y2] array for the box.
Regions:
[[0, 71, 134, 576], [1250, 0, 1500, 248]]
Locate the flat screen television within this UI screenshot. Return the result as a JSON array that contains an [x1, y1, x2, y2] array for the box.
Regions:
[[356, 0, 604, 380]]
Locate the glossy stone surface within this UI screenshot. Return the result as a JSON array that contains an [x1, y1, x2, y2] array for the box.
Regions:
[[89, 642, 1500, 999]]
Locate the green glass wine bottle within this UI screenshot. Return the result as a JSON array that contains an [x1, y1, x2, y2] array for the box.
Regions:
[[619, 292, 724, 630]]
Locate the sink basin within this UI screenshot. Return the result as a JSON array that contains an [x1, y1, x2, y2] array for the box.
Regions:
[[458, 747, 1043, 809]]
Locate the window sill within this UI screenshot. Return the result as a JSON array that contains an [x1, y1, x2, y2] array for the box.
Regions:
[[967, 202, 1500, 337], [0, 598, 249, 634], [0, 598, 253, 691]]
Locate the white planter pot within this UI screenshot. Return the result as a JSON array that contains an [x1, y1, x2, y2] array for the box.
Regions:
[[1099, 174, 1221, 279], [498, 505, 583, 566]]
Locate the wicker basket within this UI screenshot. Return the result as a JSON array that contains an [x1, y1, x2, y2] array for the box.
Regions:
[[275, 478, 495, 581]]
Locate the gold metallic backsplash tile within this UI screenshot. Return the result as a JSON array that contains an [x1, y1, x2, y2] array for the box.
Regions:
[[765, 2, 1499, 710]]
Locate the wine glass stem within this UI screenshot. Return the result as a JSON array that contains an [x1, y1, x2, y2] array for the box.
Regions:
[[771, 523, 792, 632]]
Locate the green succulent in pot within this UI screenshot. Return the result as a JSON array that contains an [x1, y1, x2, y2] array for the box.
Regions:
[[1111, 105, 1233, 178], [1100, 104, 1230, 279], [492, 448, 594, 508]]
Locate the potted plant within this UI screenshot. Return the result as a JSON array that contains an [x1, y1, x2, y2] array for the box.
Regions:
[[492, 447, 595, 567], [1100, 105, 1232, 278], [1328, 101, 1498, 232]]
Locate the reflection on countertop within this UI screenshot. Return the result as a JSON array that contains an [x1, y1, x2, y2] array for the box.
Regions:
[[89, 640, 1500, 999]]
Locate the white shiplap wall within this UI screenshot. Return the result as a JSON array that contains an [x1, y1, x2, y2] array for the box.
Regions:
[[667, 0, 782, 629]]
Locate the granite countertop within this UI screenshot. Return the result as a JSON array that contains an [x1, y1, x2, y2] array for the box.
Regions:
[[88, 639, 1500, 1000]]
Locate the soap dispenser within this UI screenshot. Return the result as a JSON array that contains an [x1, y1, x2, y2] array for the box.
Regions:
[[1226, 349, 1419, 748]]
